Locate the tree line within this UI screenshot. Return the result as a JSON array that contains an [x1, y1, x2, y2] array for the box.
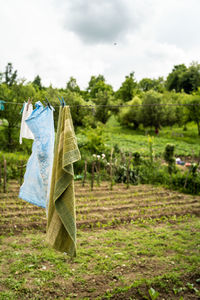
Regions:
[[0, 62, 200, 152]]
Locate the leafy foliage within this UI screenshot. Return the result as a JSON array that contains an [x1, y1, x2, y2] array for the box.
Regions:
[[186, 95, 200, 135], [118, 96, 142, 128], [166, 62, 200, 93], [116, 72, 137, 102], [141, 90, 164, 129], [164, 144, 176, 174]]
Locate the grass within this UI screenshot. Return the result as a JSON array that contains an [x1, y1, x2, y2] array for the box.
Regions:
[[100, 116, 200, 157], [0, 181, 200, 299], [0, 212, 200, 299]]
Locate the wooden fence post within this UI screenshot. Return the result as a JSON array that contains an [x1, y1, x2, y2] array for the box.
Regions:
[[110, 148, 114, 190], [0, 161, 2, 187], [82, 160, 87, 187], [126, 153, 132, 189], [20, 160, 24, 186], [3, 158, 7, 193], [91, 161, 95, 191], [97, 160, 100, 187]]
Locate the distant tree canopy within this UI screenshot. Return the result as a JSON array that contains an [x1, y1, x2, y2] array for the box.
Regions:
[[32, 75, 42, 90], [186, 96, 200, 135], [139, 77, 165, 93], [3, 63, 18, 86], [118, 96, 142, 129], [116, 72, 137, 102], [87, 75, 113, 99], [66, 77, 80, 93], [141, 90, 165, 129], [1, 61, 200, 153], [166, 62, 200, 93]]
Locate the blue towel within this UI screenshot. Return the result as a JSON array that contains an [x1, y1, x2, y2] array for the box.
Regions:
[[19, 101, 55, 210]]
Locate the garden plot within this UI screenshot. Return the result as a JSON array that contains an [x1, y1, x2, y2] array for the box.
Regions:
[[0, 181, 200, 299], [0, 181, 200, 235]]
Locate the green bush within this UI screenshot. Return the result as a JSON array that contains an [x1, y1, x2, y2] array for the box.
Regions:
[[171, 172, 200, 195], [164, 143, 176, 174]]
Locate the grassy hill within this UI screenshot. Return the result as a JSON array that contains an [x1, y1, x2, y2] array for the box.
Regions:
[[100, 116, 200, 157]]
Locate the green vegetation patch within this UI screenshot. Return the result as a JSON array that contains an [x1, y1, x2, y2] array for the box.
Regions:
[[0, 216, 199, 299]]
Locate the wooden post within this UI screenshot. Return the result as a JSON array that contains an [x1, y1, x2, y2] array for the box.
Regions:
[[3, 158, 7, 193], [97, 160, 100, 187], [126, 153, 132, 189], [20, 160, 24, 186], [110, 148, 114, 190], [82, 160, 87, 187], [91, 161, 95, 191], [0, 161, 2, 187]]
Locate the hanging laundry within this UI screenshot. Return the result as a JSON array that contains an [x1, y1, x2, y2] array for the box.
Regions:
[[19, 101, 55, 210], [46, 106, 81, 257], [19, 101, 34, 144], [0, 100, 5, 111]]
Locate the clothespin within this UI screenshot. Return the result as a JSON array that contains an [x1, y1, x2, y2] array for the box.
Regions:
[[26, 98, 31, 111], [44, 97, 52, 110], [61, 96, 66, 107], [58, 96, 65, 108], [58, 96, 62, 106]]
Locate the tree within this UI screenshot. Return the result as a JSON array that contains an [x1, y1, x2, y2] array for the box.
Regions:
[[61, 90, 89, 128], [93, 91, 114, 124], [0, 82, 36, 150], [166, 64, 187, 92], [186, 95, 200, 135], [87, 75, 105, 94], [87, 75, 113, 99], [116, 72, 137, 102], [180, 62, 200, 93], [139, 77, 165, 93], [66, 77, 80, 93], [141, 90, 165, 129], [161, 91, 188, 127], [4, 63, 18, 86], [166, 62, 200, 93], [118, 96, 142, 129], [33, 75, 42, 90]]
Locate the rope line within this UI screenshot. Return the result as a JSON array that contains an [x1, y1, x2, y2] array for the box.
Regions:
[[1, 101, 200, 108]]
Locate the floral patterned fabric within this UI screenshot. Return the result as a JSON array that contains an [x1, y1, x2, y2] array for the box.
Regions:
[[19, 101, 55, 210]]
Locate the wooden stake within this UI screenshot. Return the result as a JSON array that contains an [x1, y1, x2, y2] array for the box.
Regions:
[[126, 153, 132, 189], [3, 158, 7, 193], [91, 161, 95, 191], [20, 160, 24, 186], [110, 148, 114, 190], [97, 160, 100, 186], [82, 160, 87, 187], [0, 161, 2, 187]]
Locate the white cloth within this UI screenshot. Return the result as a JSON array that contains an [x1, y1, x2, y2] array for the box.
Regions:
[[19, 102, 34, 144]]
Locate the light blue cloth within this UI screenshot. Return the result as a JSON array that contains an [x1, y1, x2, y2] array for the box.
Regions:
[[19, 101, 55, 210], [0, 100, 5, 111]]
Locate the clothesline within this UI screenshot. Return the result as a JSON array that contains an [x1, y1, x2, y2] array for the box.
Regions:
[[1, 101, 200, 108]]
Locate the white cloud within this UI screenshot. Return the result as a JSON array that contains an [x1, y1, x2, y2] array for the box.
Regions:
[[0, 0, 200, 90]]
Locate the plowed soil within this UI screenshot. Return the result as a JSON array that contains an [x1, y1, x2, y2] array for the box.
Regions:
[[0, 181, 199, 235]]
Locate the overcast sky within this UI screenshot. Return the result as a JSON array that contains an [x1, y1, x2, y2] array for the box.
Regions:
[[0, 0, 200, 90]]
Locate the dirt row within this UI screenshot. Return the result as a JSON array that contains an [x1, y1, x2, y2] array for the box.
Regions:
[[0, 181, 199, 236]]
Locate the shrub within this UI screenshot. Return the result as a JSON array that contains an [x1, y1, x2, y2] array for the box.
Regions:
[[171, 172, 200, 195], [164, 144, 176, 174]]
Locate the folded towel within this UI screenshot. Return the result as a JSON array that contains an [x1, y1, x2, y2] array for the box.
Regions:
[[46, 106, 81, 257]]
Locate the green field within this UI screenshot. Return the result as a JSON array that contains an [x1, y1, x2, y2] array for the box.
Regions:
[[102, 116, 200, 157]]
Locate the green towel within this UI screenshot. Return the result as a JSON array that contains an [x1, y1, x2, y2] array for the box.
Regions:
[[46, 106, 81, 257]]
